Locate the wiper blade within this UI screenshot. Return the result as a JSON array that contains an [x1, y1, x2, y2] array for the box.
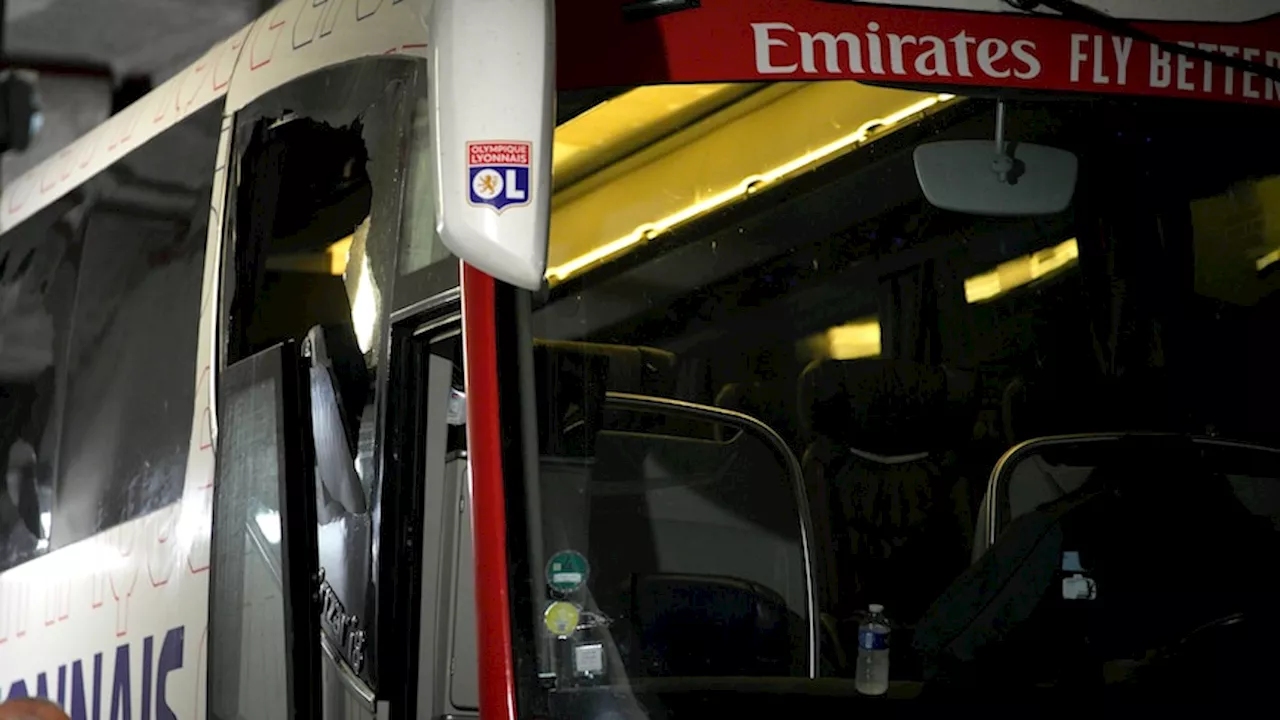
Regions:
[[1008, 0, 1280, 85], [622, 0, 701, 22]]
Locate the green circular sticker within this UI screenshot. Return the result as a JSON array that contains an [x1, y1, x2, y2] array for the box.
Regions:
[[545, 549, 589, 594]]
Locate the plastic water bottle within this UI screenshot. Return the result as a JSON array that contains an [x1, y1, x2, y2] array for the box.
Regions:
[[856, 604, 890, 696]]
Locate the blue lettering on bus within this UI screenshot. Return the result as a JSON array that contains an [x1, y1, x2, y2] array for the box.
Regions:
[[140, 636, 152, 720], [110, 644, 130, 720], [0, 625, 185, 719], [156, 626, 183, 720]]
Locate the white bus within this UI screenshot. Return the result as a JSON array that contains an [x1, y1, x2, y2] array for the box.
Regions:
[[2, 0, 1279, 718]]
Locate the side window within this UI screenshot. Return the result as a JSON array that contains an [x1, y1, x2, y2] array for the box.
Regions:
[[0, 197, 85, 570], [398, 91, 452, 278], [223, 56, 427, 693], [54, 102, 221, 545]]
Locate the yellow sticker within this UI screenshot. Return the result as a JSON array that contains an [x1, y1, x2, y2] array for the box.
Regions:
[[543, 601, 581, 638]]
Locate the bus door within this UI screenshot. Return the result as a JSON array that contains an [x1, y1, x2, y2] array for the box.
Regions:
[[218, 46, 483, 719], [383, 309, 479, 720], [216, 53, 424, 712], [207, 340, 321, 720]]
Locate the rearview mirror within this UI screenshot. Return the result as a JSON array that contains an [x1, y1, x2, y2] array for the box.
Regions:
[[914, 139, 1078, 217]]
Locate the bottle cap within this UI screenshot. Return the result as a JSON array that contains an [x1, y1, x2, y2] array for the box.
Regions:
[[868, 603, 884, 613]]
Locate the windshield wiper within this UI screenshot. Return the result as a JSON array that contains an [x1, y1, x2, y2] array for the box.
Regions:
[[1006, 0, 1280, 85], [622, 0, 701, 22]]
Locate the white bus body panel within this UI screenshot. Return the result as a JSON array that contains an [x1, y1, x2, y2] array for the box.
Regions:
[[0, 0, 432, 715], [223, 0, 431, 113]]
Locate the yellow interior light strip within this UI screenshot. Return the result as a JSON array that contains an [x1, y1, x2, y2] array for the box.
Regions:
[[963, 237, 1079, 304], [545, 91, 956, 283], [1256, 247, 1280, 272], [553, 83, 752, 188]]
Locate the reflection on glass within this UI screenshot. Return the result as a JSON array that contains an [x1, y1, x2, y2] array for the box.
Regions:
[[210, 374, 288, 720], [523, 81, 1280, 708]]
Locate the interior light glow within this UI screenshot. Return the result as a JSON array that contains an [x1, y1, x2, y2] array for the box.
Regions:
[[1256, 248, 1280, 272], [255, 510, 282, 545], [328, 236, 354, 276], [553, 83, 750, 185], [963, 237, 1080, 304], [546, 92, 956, 282], [825, 318, 882, 360], [351, 252, 377, 354]]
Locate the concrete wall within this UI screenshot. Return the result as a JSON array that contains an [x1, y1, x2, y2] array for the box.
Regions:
[[1, 71, 112, 187]]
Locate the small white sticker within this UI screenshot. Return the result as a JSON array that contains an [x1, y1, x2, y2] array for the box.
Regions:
[[1062, 573, 1097, 600], [574, 642, 605, 676], [447, 389, 466, 425]]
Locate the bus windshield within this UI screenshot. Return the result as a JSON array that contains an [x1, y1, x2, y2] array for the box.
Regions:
[[518, 81, 1280, 709]]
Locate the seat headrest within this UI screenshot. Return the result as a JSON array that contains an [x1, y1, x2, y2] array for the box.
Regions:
[[715, 380, 800, 446], [534, 340, 676, 396], [715, 381, 773, 416], [798, 359, 971, 456], [533, 341, 682, 455]]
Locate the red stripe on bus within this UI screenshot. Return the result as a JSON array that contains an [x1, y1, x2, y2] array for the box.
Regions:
[[555, 0, 1280, 107], [460, 262, 518, 720]]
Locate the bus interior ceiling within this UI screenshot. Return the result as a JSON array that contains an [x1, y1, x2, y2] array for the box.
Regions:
[[547, 91, 1280, 435]]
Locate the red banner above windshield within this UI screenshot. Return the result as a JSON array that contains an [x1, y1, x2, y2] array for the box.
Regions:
[[557, 0, 1280, 106]]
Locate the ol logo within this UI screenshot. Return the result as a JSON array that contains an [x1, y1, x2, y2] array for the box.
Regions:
[[467, 140, 531, 212]]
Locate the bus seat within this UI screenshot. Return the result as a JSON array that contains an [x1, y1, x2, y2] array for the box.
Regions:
[[1001, 375, 1096, 520], [531, 340, 667, 565], [533, 339, 680, 450], [798, 359, 975, 624], [916, 447, 1280, 694], [535, 339, 676, 397], [532, 340, 811, 676], [532, 340, 613, 459], [972, 373, 1181, 560], [624, 572, 799, 678], [585, 429, 809, 677], [714, 381, 797, 448]]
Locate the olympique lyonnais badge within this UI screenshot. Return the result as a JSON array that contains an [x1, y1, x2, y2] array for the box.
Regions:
[[466, 140, 531, 212]]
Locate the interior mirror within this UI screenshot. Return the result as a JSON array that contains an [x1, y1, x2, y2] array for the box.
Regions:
[[975, 433, 1280, 558], [914, 101, 1077, 217]]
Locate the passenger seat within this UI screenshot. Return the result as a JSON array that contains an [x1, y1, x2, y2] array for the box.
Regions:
[[799, 359, 976, 625], [972, 373, 1179, 559], [533, 341, 812, 678], [715, 380, 801, 450]]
